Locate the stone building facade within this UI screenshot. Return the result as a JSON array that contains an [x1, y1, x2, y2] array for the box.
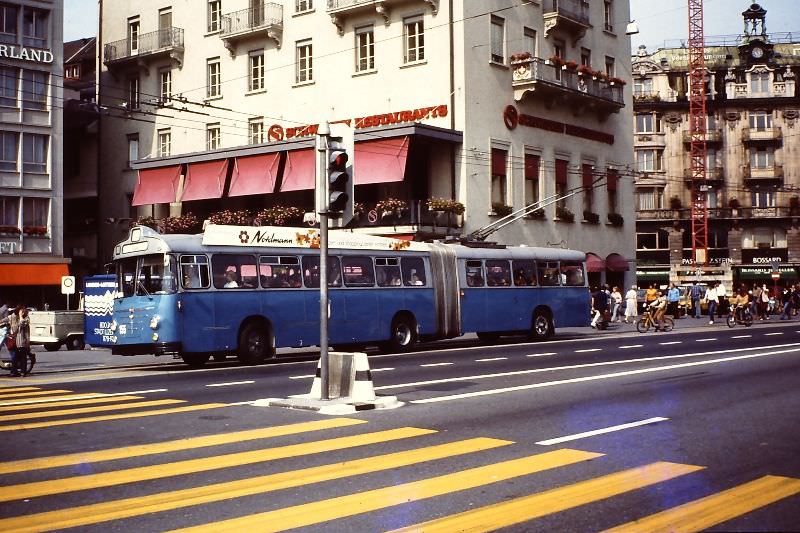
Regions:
[[97, 0, 636, 287], [632, 3, 800, 289]]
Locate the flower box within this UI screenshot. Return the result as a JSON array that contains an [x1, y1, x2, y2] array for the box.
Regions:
[[582, 211, 600, 224], [254, 206, 304, 226], [22, 225, 48, 236], [0, 225, 21, 236], [608, 213, 624, 226], [526, 208, 546, 219], [556, 206, 575, 222], [491, 203, 513, 217]]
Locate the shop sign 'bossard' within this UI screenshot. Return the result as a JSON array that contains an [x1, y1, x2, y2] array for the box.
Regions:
[[0, 44, 54, 64], [266, 104, 448, 142]]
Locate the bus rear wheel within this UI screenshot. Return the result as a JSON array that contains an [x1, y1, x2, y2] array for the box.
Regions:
[[384, 315, 418, 353], [237, 321, 272, 365], [530, 310, 554, 340], [181, 352, 210, 368]]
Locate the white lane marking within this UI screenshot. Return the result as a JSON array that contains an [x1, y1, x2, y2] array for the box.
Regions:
[[228, 400, 257, 406], [476, 357, 507, 362], [696, 338, 717, 342], [535, 417, 670, 446], [526, 352, 557, 358], [411, 347, 800, 404], [765, 332, 784, 336], [0, 389, 168, 408], [420, 363, 453, 367], [375, 342, 800, 392], [206, 380, 255, 387], [618, 345, 643, 349], [371, 367, 394, 372], [575, 349, 601, 353], [289, 375, 316, 380], [731, 335, 752, 339], [659, 341, 682, 346]]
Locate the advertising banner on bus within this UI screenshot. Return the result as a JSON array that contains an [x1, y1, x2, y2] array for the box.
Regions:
[[84, 275, 117, 347]]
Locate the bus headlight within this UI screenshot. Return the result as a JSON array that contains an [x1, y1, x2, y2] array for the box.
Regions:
[[149, 316, 160, 330], [152, 332, 159, 341]]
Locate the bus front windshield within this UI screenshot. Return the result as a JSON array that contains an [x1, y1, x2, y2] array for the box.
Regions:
[[117, 254, 178, 296]]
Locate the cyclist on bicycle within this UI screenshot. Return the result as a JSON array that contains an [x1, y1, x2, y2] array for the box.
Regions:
[[649, 290, 668, 331], [732, 287, 750, 322]]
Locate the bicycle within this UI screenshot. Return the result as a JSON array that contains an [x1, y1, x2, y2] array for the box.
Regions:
[[726, 306, 753, 328], [636, 309, 675, 333]]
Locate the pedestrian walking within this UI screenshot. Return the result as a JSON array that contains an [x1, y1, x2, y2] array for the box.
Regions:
[[705, 282, 719, 325], [610, 286, 622, 322], [591, 286, 609, 329], [780, 286, 792, 320], [667, 283, 681, 318], [624, 285, 639, 324], [716, 282, 728, 318], [689, 282, 702, 319], [759, 284, 771, 319]]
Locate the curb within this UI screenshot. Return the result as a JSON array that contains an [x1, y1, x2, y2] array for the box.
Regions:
[[252, 395, 403, 415]]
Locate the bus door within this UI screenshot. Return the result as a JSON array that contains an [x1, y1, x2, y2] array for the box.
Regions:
[[460, 259, 487, 333], [210, 254, 259, 351], [258, 255, 306, 347], [301, 256, 345, 346], [339, 256, 379, 342], [484, 259, 516, 332], [512, 260, 540, 329], [178, 255, 213, 353]]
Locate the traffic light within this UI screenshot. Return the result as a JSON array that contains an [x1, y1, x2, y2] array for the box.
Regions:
[[327, 146, 350, 213]]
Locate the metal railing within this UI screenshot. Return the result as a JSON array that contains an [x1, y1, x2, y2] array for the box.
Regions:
[[744, 164, 784, 179], [512, 58, 624, 106], [104, 27, 184, 63], [682, 129, 722, 143], [327, 0, 377, 9], [221, 3, 282, 35], [544, 0, 590, 26], [742, 127, 783, 142]]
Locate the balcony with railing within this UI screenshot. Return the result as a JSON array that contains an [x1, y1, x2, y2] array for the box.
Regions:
[[327, 0, 439, 34], [683, 166, 725, 183], [744, 164, 784, 182], [103, 27, 184, 68], [220, 3, 283, 52], [511, 57, 625, 114], [682, 129, 722, 144], [742, 127, 782, 143], [543, 0, 591, 41], [730, 80, 796, 99]]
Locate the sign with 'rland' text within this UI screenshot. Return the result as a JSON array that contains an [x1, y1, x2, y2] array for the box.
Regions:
[[0, 44, 54, 64]]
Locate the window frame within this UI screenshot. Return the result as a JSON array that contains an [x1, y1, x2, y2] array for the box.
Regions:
[[206, 123, 221, 151], [0, 131, 18, 171], [490, 15, 505, 64], [22, 133, 47, 173], [207, 58, 221, 98], [248, 118, 264, 144], [403, 15, 425, 64], [127, 75, 139, 109], [249, 50, 265, 91], [0, 66, 16, 107], [0, 196, 19, 226], [355, 25, 375, 73], [127, 134, 139, 167], [207, 0, 221, 33], [0, 4, 18, 44], [22, 196, 48, 228], [296, 40, 313, 83], [295, 0, 313, 13], [22, 69, 47, 111], [159, 68, 172, 102], [22, 6, 47, 48], [157, 128, 171, 157]]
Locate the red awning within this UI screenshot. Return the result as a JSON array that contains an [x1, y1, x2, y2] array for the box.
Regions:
[[582, 164, 594, 188], [607, 169, 619, 191], [181, 160, 228, 201], [354, 137, 410, 185], [525, 154, 539, 180], [131, 166, 181, 206], [280, 149, 315, 192], [586, 253, 605, 273], [0, 263, 69, 286], [606, 253, 630, 272], [491, 148, 507, 176], [229, 153, 281, 197], [555, 159, 568, 185]]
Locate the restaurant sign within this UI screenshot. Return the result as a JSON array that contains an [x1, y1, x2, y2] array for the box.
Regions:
[[0, 45, 54, 64]]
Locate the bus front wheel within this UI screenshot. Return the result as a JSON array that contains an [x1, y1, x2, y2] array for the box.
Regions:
[[237, 321, 272, 365], [530, 310, 554, 340], [384, 315, 418, 353]]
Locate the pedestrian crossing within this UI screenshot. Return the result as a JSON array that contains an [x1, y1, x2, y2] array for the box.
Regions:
[[0, 384, 798, 532]]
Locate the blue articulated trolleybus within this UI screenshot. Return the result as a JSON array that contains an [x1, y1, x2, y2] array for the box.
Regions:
[[110, 224, 590, 366]]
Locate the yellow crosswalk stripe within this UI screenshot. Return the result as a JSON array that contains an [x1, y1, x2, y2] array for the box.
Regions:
[[0, 386, 40, 394], [0, 437, 511, 533], [0, 417, 365, 476], [390, 461, 705, 533], [0, 399, 185, 422], [0, 426, 435, 503], [0, 403, 227, 433], [603, 475, 800, 533], [171, 448, 604, 533], [0, 395, 143, 412], [0, 389, 72, 399], [0, 393, 127, 407]]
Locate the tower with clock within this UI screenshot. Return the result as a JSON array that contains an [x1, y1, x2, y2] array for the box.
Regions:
[[738, 3, 774, 66]]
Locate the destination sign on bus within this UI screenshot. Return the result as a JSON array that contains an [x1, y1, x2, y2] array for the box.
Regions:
[[202, 224, 428, 252]]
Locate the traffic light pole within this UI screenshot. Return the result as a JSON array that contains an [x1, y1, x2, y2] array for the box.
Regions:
[[317, 127, 331, 400]]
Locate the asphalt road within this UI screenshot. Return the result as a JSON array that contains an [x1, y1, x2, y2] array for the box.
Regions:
[[1, 317, 799, 532]]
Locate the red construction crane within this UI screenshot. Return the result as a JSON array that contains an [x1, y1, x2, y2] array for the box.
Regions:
[[688, 0, 708, 265]]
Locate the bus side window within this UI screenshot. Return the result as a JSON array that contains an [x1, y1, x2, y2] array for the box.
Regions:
[[465, 260, 484, 287], [560, 261, 585, 286], [376, 257, 401, 287], [537, 261, 561, 286], [211, 254, 256, 289], [302, 256, 342, 288], [485, 260, 511, 286], [512, 260, 537, 286], [402, 257, 426, 286], [343, 256, 375, 287], [180, 255, 209, 289]]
